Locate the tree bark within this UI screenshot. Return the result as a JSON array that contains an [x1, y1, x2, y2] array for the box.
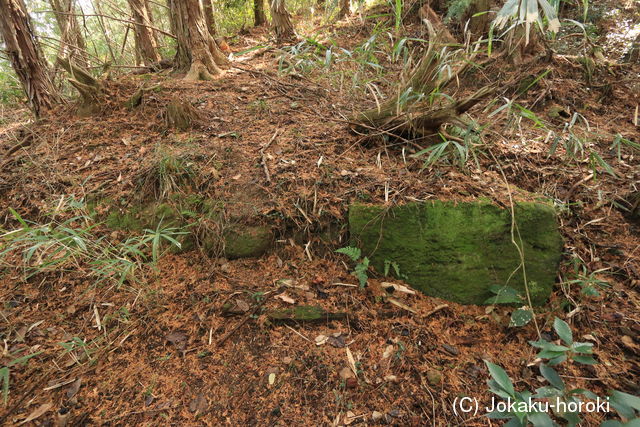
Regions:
[[269, 0, 295, 42], [254, 0, 267, 26], [167, 0, 228, 80], [418, 4, 457, 44], [465, 0, 489, 40], [127, 0, 161, 65], [202, 0, 216, 36], [49, 0, 88, 68], [0, 0, 60, 117]]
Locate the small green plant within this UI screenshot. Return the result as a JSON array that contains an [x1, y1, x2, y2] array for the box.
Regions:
[[485, 318, 640, 426], [138, 149, 199, 200], [1, 349, 42, 405], [493, 0, 561, 46], [609, 134, 640, 161], [547, 113, 617, 178], [59, 336, 99, 363], [336, 246, 370, 287], [485, 361, 554, 426], [529, 317, 596, 365], [413, 127, 480, 170], [564, 257, 610, 297], [484, 285, 535, 327], [606, 390, 640, 426], [383, 259, 408, 279]]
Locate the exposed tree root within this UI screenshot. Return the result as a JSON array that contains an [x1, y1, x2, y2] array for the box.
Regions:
[[57, 56, 103, 116], [352, 30, 493, 140], [164, 97, 201, 130]]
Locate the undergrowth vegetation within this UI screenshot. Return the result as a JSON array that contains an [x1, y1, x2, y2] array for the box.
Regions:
[[485, 318, 640, 426], [0, 198, 185, 290]]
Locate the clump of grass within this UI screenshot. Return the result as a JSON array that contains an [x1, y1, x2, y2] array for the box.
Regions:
[[137, 147, 200, 200]]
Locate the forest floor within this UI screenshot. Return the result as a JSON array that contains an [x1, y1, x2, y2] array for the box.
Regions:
[[0, 2, 639, 425]]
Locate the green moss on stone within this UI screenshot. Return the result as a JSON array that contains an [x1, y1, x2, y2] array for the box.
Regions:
[[349, 201, 563, 305], [223, 226, 272, 259]]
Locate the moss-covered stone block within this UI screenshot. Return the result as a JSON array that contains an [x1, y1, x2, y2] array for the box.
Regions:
[[223, 226, 272, 259], [349, 201, 563, 305]]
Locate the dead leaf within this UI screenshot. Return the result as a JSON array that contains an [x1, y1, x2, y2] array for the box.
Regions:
[[621, 335, 638, 350], [189, 392, 208, 414], [344, 411, 358, 425], [236, 299, 250, 312], [165, 331, 188, 350], [339, 366, 354, 380], [382, 345, 394, 359], [315, 335, 328, 346], [275, 293, 295, 304], [14, 325, 27, 342], [20, 402, 52, 425], [327, 334, 346, 348], [66, 377, 82, 399]]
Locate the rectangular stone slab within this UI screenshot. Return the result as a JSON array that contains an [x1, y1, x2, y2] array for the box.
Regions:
[[349, 201, 563, 305]]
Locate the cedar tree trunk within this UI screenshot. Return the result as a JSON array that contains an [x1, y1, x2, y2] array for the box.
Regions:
[[0, 0, 60, 117], [269, 0, 295, 42], [254, 0, 267, 26], [127, 0, 161, 65], [202, 0, 216, 36], [167, 0, 228, 80], [466, 0, 489, 40], [49, 0, 88, 68]]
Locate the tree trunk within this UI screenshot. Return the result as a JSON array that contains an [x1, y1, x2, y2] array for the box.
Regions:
[[202, 0, 216, 36], [167, 0, 228, 80], [466, 0, 489, 40], [269, 0, 295, 42], [126, 0, 161, 65], [418, 4, 457, 44], [143, 0, 161, 47], [337, 0, 350, 19], [254, 0, 267, 26], [49, 0, 88, 68], [0, 0, 60, 117]]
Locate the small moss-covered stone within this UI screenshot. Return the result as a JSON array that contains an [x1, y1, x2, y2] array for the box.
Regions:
[[267, 305, 347, 322], [101, 198, 273, 259], [223, 226, 272, 259], [349, 201, 563, 305]]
